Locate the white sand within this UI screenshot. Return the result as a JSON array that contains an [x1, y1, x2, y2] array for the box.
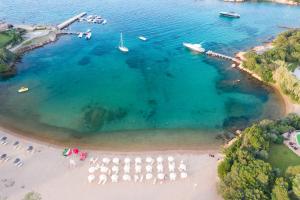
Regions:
[[0, 128, 221, 200]]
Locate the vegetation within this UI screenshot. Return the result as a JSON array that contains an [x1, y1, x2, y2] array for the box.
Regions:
[[23, 192, 42, 200], [268, 144, 300, 172], [243, 29, 300, 103], [218, 114, 300, 200], [0, 29, 23, 48], [0, 29, 23, 73]]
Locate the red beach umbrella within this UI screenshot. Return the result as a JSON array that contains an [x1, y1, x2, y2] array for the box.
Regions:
[[73, 148, 79, 154], [80, 152, 88, 161]]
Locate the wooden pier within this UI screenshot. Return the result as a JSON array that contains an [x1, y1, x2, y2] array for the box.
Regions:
[[206, 50, 241, 64], [57, 12, 87, 30]]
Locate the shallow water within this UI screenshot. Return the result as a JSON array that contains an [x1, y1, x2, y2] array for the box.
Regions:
[[0, 0, 299, 149]]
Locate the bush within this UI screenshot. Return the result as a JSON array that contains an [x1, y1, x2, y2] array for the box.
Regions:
[[218, 158, 232, 180], [23, 192, 42, 200]]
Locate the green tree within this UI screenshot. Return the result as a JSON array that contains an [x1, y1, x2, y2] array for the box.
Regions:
[[293, 174, 300, 198], [271, 177, 289, 200], [23, 192, 41, 200], [220, 159, 274, 200]]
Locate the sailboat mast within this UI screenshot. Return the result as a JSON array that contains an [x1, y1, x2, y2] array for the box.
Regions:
[[120, 33, 123, 47]]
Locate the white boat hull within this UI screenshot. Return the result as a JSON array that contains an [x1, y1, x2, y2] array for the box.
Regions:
[[119, 46, 129, 52], [183, 43, 205, 53]]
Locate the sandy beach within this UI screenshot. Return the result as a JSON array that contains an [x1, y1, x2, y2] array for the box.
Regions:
[[0, 127, 222, 200]]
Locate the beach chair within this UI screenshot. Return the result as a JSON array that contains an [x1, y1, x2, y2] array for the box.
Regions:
[[26, 145, 34, 153], [17, 161, 24, 168], [13, 158, 21, 166]]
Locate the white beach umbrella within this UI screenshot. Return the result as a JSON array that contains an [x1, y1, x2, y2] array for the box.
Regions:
[[135, 157, 142, 164], [112, 165, 119, 173], [179, 163, 187, 171], [111, 174, 119, 183], [99, 174, 108, 184], [135, 165, 142, 173], [124, 164, 130, 173], [123, 174, 131, 181], [146, 157, 153, 164], [112, 157, 120, 165], [95, 163, 100, 170], [156, 156, 163, 163], [157, 164, 164, 173], [168, 163, 175, 172], [100, 166, 109, 173], [124, 157, 131, 164], [88, 167, 95, 173], [102, 157, 111, 165], [167, 156, 175, 162], [146, 173, 153, 180], [146, 165, 152, 173], [157, 173, 165, 180], [180, 172, 188, 179], [170, 172, 177, 181], [88, 174, 95, 183]]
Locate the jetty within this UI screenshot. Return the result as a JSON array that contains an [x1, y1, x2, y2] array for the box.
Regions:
[[57, 12, 87, 30], [206, 50, 241, 64]]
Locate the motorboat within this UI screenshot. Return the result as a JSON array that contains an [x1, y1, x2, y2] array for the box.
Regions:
[[85, 32, 92, 40], [78, 32, 83, 38], [219, 11, 240, 18], [183, 42, 205, 53], [138, 36, 147, 41]]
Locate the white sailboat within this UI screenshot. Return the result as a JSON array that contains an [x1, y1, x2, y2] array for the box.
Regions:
[[118, 33, 129, 52], [183, 42, 205, 53]]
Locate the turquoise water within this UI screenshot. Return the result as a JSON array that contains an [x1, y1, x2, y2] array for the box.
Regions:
[[0, 0, 300, 149]]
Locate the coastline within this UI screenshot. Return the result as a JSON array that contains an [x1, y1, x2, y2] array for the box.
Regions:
[[0, 127, 222, 200], [235, 49, 300, 116]]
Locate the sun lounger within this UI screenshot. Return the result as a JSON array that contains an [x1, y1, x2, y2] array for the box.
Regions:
[[13, 158, 21, 166], [17, 162, 24, 168], [26, 145, 34, 153]]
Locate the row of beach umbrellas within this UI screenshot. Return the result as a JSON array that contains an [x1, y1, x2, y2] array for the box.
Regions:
[[87, 156, 188, 184]]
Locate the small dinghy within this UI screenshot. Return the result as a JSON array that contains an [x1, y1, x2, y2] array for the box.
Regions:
[[18, 86, 29, 93], [138, 36, 147, 41], [219, 11, 240, 18], [78, 32, 83, 38], [85, 32, 92, 40]]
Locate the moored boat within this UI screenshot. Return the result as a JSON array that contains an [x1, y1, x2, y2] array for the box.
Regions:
[[183, 42, 205, 53], [18, 86, 29, 93], [219, 11, 240, 18], [78, 32, 83, 38], [138, 36, 147, 41], [85, 32, 92, 40], [119, 33, 129, 52]]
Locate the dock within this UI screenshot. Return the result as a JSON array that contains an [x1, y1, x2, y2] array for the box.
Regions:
[[206, 50, 241, 64], [57, 12, 87, 30]]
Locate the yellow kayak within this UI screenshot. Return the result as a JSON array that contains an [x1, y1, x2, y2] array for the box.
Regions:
[[18, 87, 29, 93]]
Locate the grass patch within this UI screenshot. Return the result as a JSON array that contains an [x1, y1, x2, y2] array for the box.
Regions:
[[0, 31, 14, 48], [0, 29, 23, 48], [267, 143, 300, 172], [297, 133, 300, 146]]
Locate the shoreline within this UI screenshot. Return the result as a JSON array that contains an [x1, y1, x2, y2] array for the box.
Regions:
[[0, 127, 222, 200], [235, 48, 300, 116]]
